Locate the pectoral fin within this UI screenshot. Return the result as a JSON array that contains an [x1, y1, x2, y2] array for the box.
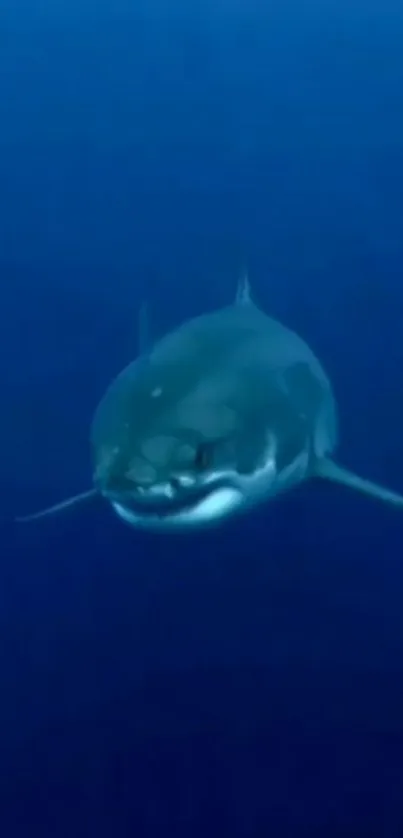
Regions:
[[15, 489, 97, 523], [315, 458, 403, 508]]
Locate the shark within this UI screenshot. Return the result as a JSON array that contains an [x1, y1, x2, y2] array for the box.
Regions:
[[16, 274, 403, 530]]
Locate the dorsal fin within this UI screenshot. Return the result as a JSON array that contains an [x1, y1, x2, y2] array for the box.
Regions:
[[235, 270, 253, 306], [138, 301, 150, 356]]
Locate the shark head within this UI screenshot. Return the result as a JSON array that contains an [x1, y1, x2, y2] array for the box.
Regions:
[[89, 276, 302, 529], [90, 359, 280, 531], [16, 273, 403, 529]]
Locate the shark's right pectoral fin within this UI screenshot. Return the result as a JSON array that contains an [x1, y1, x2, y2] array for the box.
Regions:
[[15, 489, 97, 523], [315, 458, 403, 508]]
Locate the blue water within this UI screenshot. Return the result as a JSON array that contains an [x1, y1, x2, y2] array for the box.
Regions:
[[1, 0, 403, 834]]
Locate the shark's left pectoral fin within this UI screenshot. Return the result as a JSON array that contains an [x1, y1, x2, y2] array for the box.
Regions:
[[315, 458, 403, 508], [15, 489, 97, 523]]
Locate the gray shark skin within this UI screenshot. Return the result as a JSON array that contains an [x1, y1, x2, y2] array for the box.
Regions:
[[16, 274, 403, 529]]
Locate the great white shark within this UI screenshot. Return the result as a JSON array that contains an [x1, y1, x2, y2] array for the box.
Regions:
[[16, 274, 403, 530]]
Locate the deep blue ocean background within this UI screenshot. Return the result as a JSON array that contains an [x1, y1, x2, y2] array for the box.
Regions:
[[1, 0, 403, 835]]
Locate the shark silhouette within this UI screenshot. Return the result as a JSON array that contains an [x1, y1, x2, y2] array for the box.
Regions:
[[16, 274, 403, 530]]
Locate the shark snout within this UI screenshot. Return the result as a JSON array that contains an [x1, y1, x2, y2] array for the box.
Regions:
[[93, 446, 157, 494], [93, 455, 193, 507]]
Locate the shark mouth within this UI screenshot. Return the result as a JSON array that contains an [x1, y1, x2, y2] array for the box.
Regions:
[[111, 471, 232, 513], [109, 475, 243, 528]]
